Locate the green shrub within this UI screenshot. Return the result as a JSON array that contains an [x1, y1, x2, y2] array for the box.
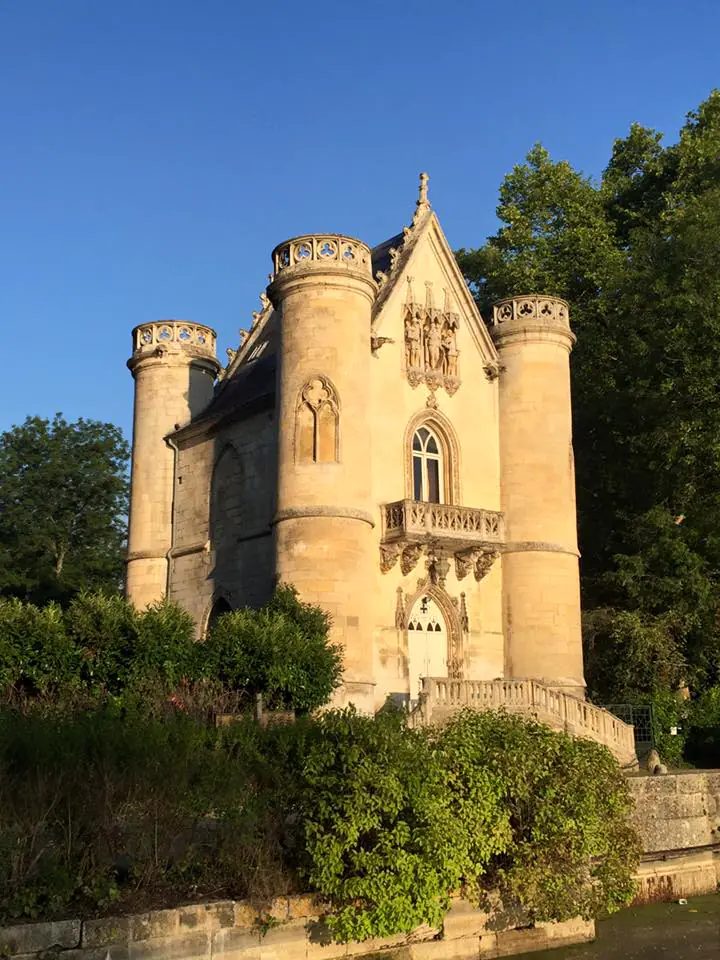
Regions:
[[294, 708, 473, 942], [200, 586, 342, 712], [64, 591, 140, 695], [0, 598, 79, 697], [435, 710, 639, 922], [685, 685, 720, 767]]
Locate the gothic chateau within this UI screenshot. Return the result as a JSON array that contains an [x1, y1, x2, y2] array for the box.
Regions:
[[125, 174, 595, 726]]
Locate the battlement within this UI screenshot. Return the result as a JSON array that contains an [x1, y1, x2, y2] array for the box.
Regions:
[[270, 234, 372, 280]]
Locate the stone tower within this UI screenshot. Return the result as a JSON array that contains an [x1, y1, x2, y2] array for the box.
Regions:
[[126, 321, 220, 610], [490, 296, 585, 697], [267, 235, 377, 712]]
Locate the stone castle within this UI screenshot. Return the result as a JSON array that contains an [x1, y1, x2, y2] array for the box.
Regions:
[[125, 174, 594, 725]]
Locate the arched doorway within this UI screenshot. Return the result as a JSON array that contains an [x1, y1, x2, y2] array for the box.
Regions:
[[406, 593, 448, 701], [206, 596, 232, 634]]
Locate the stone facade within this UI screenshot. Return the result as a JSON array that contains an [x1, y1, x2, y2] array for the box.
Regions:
[[125, 175, 589, 714]]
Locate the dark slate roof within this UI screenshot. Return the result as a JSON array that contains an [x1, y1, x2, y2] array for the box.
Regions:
[[371, 233, 404, 277], [372, 232, 404, 278], [191, 351, 276, 429]]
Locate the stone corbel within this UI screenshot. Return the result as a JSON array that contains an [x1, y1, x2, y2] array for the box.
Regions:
[[380, 544, 401, 574], [455, 548, 481, 581], [400, 544, 424, 576], [474, 550, 500, 581], [483, 361, 505, 382], [454, 548, 500, 582]]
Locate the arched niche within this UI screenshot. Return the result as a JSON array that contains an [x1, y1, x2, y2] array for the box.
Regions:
[[295, 376, 340, 463]]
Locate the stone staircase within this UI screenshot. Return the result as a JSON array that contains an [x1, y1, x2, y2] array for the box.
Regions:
[[408, 677, 638, 768]]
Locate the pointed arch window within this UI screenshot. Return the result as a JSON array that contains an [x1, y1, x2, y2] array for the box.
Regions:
[[296, 377, 339, 463], [412, 426, 443, 503]]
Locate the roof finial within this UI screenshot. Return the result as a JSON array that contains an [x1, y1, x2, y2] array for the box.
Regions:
[[418, 172, 430, 207], [411, 172, 431, 228]]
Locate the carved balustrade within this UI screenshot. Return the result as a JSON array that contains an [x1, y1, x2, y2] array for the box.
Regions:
[[271, 234, 372, 278], [380, 499, 504, 579], [132, 320, 217, 358], [409, 677, 637, 767], [382, 499, 503, 548]]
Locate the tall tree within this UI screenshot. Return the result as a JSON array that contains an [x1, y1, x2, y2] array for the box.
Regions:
[[0, 414, 129, 605]]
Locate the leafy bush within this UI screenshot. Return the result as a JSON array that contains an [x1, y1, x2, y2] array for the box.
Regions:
[[436, 710, 639, 922], [0, 598, 80, 697], [294, 708, 475, 942], [199, 585, 342, 712], [685, 685, 720, 767]]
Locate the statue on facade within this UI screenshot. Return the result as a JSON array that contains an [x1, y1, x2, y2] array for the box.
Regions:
[[404, 311, 422, 369]]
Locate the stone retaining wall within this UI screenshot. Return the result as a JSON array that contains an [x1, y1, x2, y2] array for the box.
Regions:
[[628, 770, 720, 903], [0, 895, 594, 960]]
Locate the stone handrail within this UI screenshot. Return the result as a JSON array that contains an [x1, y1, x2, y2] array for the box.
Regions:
[[410, 678, 637, 767], [382, 499, 504, 545]]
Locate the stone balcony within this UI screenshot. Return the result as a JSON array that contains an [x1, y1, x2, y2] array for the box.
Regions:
[[408, 678, 638, 768], [380, 499, 504, 580]]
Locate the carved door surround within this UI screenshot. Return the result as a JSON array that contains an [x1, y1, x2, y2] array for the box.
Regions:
[[396, 579, 466, 685]]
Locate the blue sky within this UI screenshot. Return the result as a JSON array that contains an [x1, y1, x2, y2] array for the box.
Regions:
[[1, 0, 718, 442]]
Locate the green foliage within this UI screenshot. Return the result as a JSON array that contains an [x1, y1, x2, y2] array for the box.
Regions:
[[435, 711, 639, 922], [0, 414, 129, 605], [685, 686, 720, 768], [0, 706, 296, 921], [0, 598, 80, 697], [0, 705, 639, 936], [0, 585, 338, 714], [200, 585, 342, 713], [582, 608, 686, 703], [646, 690, 689, 768], [294, 708, 476, 942]]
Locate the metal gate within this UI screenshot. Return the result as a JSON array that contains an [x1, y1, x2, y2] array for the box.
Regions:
[[602, 703, 655, 763]]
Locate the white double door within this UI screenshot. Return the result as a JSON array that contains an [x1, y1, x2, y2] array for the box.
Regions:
[[407, 594, 447, 701]]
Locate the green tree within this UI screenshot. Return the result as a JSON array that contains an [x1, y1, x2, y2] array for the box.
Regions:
[[0, 414, 129, 605]]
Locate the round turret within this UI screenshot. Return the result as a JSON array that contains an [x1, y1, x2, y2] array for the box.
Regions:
[[491, 295, 585, 697], [126, 320, 220, 610], [268, 234, 378, 712]]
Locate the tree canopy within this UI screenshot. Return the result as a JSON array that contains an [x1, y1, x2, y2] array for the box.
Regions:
[[0, 414, 130, 605], [457, 91, 720, 704]]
